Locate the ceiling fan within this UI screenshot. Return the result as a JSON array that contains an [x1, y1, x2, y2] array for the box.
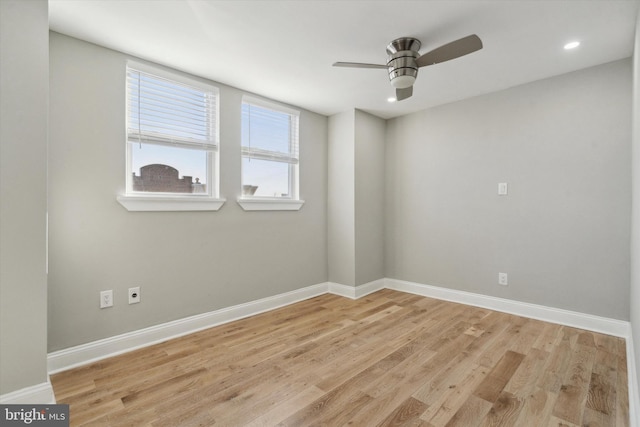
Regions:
[[333, 34, 483, 101]]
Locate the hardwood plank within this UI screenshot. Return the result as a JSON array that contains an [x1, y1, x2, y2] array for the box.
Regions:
[[244, 385, 325, 426], [559, 326, 582, 349], [538, 341, 574, 393], [478, 391, 525, 426], [577, 330, 597, 347], [104, 406, 156, 427], [443, 394, 493, 427], [473, 350, 525, 403], [375, 396, 428, 426], [69, 398, 124, 426], [343, 350, 443, 424], [505, 318, 546, 355], [277, 386, 372, 426], [593, 332, 621, 355], [512, 387, 557, 427], [585, 365, 616, 418], [331, 335, 439, 425], [120, 367, 208, 408], [547, 415, 580, 426], [582, 407, 614, 427], [49, 378, 96, 401], [49, 290, 629, 427], [532, 322, 564, 352], [504, 347, 549, 397], [616, 353, 629, 427], [413, 318, 508, 406], [210, 372, 324, 426], [551, 343, 597, 425], [419, 363, 489, 427], [476, 322, 525, 369]]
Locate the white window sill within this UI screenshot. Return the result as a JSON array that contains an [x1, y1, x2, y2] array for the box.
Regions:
[[117, 195, 226, 212], [237, 198, 305, 211]]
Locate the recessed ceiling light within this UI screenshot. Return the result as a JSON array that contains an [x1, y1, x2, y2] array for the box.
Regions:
[[564, 41, 580, 50], [387, 97, 397, 103]]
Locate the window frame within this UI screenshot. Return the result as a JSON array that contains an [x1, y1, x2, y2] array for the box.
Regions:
[[118, 61, 225, 212], [237, 96, 304, 211]]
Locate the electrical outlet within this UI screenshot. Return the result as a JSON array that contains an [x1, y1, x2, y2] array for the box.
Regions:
[[100, 290, 113, 308], [498, 272, 508, 286], [128, 287, 140, 304], [498, 182, 508, 195]]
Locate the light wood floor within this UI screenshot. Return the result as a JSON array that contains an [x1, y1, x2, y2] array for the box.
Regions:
[[51, 289, 629, 426]]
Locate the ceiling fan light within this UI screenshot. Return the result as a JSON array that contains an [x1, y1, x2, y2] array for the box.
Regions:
[[564, 41, 580, 50], [390, 75, 416, 89]]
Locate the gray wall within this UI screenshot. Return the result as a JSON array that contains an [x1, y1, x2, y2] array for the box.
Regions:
[[631, 8, 640, 398], [328, 110, 385, 287], [48, 33, 328, 351], [0, 0, 49, 394], [354, 110, 385, 285], [385, 59, 631, 320], [328, 111, 356, 286]]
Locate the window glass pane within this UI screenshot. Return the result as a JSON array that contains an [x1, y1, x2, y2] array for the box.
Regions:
[[242, 158, 290, 198], [131, 143, 208, 194], [241, 104, 291, 154]]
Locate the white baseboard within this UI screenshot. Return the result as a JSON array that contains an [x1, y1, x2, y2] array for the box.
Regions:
[[385, 278, 630, 338], [355, 278, 387, 298], [327, 278, 385, 299], [327, 282, 357, 299], [0, 381, 55, 404], [48, 282, 328, 374]]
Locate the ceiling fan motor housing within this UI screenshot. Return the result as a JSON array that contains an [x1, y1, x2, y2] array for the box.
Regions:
[[386, 37, 421, 89]]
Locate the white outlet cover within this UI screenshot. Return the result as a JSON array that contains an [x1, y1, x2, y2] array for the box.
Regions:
[[100, 290, 113, 308], [129, 287, 141, 304], [498, 273, 508, 286], [498, 183, 508, 195]]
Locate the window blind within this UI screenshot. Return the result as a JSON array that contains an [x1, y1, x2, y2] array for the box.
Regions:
[[241, 102, 299, 164], [127, 68, 218, 150]]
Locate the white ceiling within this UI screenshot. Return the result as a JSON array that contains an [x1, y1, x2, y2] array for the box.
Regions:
[[49, 0, 639, 119]]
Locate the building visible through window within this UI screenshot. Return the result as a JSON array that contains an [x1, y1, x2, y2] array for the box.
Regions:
[[132, 164, 206, 193], [126, 64, 219, 196]]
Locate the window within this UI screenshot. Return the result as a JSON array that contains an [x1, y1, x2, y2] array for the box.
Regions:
[[118, 62, 224, 211], [239, 97, 304, 211]]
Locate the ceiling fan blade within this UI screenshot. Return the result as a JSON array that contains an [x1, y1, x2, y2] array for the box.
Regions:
[[333, 62, 388, 69], [396, 86, 413, 101], [416, 34, 482, 67]]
